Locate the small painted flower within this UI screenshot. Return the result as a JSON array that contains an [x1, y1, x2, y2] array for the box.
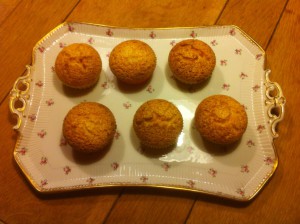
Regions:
[[106, 51, 111, 58], [114, 131, 120, 140], [111, 162, 119, 170], [46, 99, 54, 106], [149, 31, 156, 39], [106, 29, 113, 36], [220, 59, 227, 66], [187, 180, 195, 188], [170, 40, 176, 46], [264, 157, 274, 165], [246, 140, 255, 147], [37, 130, 47, 138], [60, 138, 68, 146], [40, 157, 48, 165], [257, 125, 265, 133], [140, 176, 148, 183], [59, 42, 66, 48], [252, 84, 260, 92], [146, 85, 155, 93], [241, 165, 250, 173], [256, 54, 263, 60], [63, 166, 71, 175], [88, 37, 94, 44], [222, 83, 230, 91], [35, 80, 43, 87], [17, 147, 27, 155], [101, 81, 109, 89], [38, 47, 45, 53], [240, 72, 248, 79], [161, 163, 170, 171], [229, 28, 236, 36], [186, 146, 194, 154], [235, 49, 242, 55], [190, 30, 197, 38], [236, 188, 245, 197], [123, 101, 132, 109], [41, 179, 48, 187], [86, 177, 95, 185], [208, 168, 217, 177], [28, 114, 37, 122], [211, 40, 218, 46], [68, 24, 75, 32]]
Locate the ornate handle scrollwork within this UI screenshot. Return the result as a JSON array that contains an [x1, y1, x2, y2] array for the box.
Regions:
[[9, 65, 32, 130], [264, 69, 286, 138]]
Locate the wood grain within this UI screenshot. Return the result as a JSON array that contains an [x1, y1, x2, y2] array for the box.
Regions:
[[0, 0, 299, 223]]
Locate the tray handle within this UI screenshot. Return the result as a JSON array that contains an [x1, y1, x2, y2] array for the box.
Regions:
[[9, 65, 32, 130], [264, 69, 286, 138]]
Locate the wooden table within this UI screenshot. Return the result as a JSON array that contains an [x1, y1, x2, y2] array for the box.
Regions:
[[0, 0, 299, 223]]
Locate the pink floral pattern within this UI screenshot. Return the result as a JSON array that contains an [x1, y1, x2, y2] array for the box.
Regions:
[[170, 40, 176, 46], [111, 162, 119, 170], [35, 80, 44, 87], [114, 131, 120, 140], [63, 166, 71, 175], [17, 147, 27, 155], [257, 125, 265, 133], [38, 47, 45, 53], [149, 31, 156, 39], [37, 130, 47, 138], [106, 51, 111, 58], [123, 101, 132, 109], [68, 24, 75, 32], [86, 177, 95, 185], [106, 29, 113, 36], [229, 28, 236, 36], [211, 40, 218, 46], [146, 85, 155, 93], [264, 157, 274, 165], [220, 59, 227, 66], [235, 49, 242, 55], [241, 165, 250, 173], [222, 83, 230, 91], [246, 140, 255, 147], [236, 188, 245, 197], [186, 146, 194, 154], [88, 37, 95, 44], [252, 84, 260, 92], [256, 54, 263, 60], [240, 72, 248, 79], [28, 114, 37, 122], [140, 176, 148, 183], [59, 42, 66, 48], [40, 157, 48, 165], [60, 137, 68, 146], [187, 180, 195, 188], [46, 99, 54, 106], [161, 163, 170, 171], [40, 179, 48, 188], [190, 30, 197, 38], [208, 168, 217, 177]]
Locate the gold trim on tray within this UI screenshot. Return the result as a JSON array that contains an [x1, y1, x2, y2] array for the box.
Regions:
[[10, 22, 285, 201]]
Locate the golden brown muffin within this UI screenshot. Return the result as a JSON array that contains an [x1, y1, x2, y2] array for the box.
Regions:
[[168, 39, 216, 84], [109, 40, 156, 85], [133, 99, 183, 149], [63, 102, 116, 153], [55, 43, 102, 89], [194, 95, 248, 145]]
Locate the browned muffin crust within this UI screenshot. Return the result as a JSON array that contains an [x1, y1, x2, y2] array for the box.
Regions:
[[109, 40, 156, 85], [55, 43, 102, 89], [194, 95, 248, 145], [63, 102, 116, 153], [133, 99, 183, 149], [168, 39, 216, 84]]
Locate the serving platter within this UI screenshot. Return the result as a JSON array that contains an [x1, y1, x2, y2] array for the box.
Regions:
[[9, 22, 285, 201]]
